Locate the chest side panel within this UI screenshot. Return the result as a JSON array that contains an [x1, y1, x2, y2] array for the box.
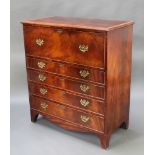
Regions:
[[105, 25, 133, 134]]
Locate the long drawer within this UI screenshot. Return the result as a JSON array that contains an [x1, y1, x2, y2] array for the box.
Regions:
[[28, 82, 104, 115], [23, 26, 105, 68], [30, 95, 104, 132], [27, 69, 105, 99], [26, 56, 105, 85]]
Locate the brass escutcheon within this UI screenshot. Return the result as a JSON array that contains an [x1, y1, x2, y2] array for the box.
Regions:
[[81, 115, 90, 123], [40, 88, 47, 95], [80, 99, 90, 107], [79, 70, 89, 78], [36, 39, 44, 46], [37, 61, 46, 69], [38, 74, 46, 81], [80, 84, 90, 92], [40, 102, 48, 110], [79, 44, 88, 53]]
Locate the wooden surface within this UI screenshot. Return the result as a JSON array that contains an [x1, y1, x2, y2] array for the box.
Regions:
[[24, 25, 106, 68], [29, 82, 105, 115], [30, 109, 104, 134], [27, 69, 105, 99], [105, 26, 133, 134], [22, 16, 134, 149], [22, 16, 134, 31], [26, 56, 105, 84], [30, 96, 104, 132]]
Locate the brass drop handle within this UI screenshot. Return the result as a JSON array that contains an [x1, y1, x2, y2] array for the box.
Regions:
[[80, 84, 90, 92], [40, 102, 48, 110], [40, 88, 48, 95], [79, 70, 89, 78], [80, 99, 90, 107], [38, 74, 46, 81], [81, 115, 90, 123], [36, 39, 44, 46], [38, 61, 46, 69], [79, 44, 88, 53]]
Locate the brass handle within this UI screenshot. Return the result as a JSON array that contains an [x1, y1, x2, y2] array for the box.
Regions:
[[80, 99, 90, 107], [81, 115, 90, 123], [79, 70, 89, 78], [36, 39, 44, 46], [79, 44, 88, 53], [40, 102, 48, 110], [40, 88, 47, 95], [38, 61, 46, 69], [38, 74, 46, 81], [80, 84, 90, 92]]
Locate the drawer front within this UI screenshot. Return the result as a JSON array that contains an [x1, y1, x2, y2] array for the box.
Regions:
[[30, 95, 104, 132], [28, 82, 104, 115], [27, 69, 105, 99], [26, 57, 105, 84], [23, 26, 105, 68]]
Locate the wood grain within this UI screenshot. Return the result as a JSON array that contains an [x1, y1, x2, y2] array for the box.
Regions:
[[104, 25, 133, 137], [31, 109, 105, 134], [23, 25, 106, 68], [30, 96, 104, 132], [27, 69, 105, 99], [22, 17, 134, 149], [28, 82, 105, 115], [26, 56, 105, 84], [22, 16, 134, 31]]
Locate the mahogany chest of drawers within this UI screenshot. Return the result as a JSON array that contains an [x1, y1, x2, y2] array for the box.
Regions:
[[22, 16, 134, 149]]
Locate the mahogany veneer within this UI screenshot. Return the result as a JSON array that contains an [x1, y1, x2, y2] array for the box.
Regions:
[[22, 16, 134, 149]]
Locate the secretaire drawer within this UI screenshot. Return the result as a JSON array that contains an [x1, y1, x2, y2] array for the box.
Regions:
[[26, 57, 105, 84], [30, 95, 104, 132], [28, 82, 104, 115], [27, 69, 105, 99], [23, 26, 105, 68]]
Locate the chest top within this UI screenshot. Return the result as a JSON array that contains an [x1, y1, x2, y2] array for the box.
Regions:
[[22, 16, 133, 32]]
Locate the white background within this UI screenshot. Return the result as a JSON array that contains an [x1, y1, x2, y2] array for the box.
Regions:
[[0, 0, 148, 154]]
